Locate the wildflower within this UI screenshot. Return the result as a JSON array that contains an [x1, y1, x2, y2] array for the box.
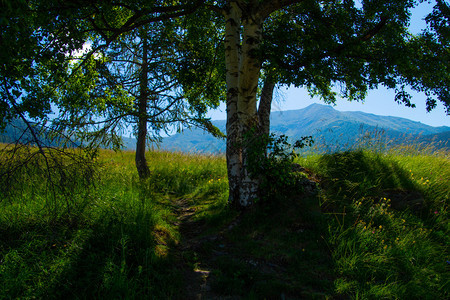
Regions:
[[383, 245, 387, 250], [379, 225, 382, 229]]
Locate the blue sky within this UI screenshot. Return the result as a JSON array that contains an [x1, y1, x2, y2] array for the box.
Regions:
[[208, 1, 449, 127]]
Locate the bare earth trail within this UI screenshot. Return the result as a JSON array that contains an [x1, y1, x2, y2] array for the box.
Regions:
[[172, 197, 240, 299], [170, 192, 331, 299], [168, 167, 333, 299]]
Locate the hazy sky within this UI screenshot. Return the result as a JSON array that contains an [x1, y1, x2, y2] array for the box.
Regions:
[[208, 1, 449, 127]]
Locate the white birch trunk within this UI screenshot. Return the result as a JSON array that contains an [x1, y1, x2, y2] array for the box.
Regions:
[[224, 2, 242, 207], [237, 16, 263, 207], [223, 2, 276, 208]]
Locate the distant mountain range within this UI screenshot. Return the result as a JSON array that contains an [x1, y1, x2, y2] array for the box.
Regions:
[[0, 118, 77, 147], [157, 104, 449, 153], [2, 104, 449, 153], [0, 118, 48, 145]]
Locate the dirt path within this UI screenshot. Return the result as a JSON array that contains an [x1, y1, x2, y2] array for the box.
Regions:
[[170, 195, 322, 299], [173, 198, 227, 299]]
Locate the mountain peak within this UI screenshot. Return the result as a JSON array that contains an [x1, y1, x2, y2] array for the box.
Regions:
[[159, 104, 449, 152], [306, 103, 333, 109]]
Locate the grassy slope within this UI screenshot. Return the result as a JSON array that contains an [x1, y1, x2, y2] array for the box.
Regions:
[[0, 146, 448, 299], [298, 149, 449, 299]]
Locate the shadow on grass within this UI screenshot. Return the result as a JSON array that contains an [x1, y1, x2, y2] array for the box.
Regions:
[[313, 150, 448, 299], [317, 150, 428, 214], [177, 190, 336, 299], [1, 149, 445, 299], [0, 201, 183, 299]]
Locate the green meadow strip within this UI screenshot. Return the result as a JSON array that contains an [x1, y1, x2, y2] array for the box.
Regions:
[[0, 146, 448, 298]]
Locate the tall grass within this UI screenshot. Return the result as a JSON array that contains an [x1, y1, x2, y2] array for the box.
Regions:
[[297, 145, 449, 299], [0, 148, 229, 298], [0, 140, 448, 299]]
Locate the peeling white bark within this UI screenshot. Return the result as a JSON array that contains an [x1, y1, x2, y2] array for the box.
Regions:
[[224, 2, 243, 207], [237, 16, 263, 207], [224, 2, 275, 208]]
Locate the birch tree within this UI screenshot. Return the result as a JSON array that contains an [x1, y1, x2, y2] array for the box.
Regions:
[[204, 0, 449, 208], [3, 0, 449, 209]]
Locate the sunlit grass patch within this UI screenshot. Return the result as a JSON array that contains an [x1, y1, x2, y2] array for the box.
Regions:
[[0, 148, 230, 298], [1, 143, 447, 298]]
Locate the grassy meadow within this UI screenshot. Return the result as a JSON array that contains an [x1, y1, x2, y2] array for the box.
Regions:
[[0, 143, 448, 299]]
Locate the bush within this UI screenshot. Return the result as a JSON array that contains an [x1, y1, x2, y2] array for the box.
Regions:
[[244, 129, 314, 203]]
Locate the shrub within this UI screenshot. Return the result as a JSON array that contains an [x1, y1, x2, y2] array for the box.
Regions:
[[244, 129, 314, 203]]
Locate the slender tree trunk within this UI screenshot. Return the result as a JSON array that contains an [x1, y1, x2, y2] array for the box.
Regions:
[[224, 2, 243, 208], [237, 15, 263, 207], [258, 77, 275, 138], [136, 32, 150, 180]]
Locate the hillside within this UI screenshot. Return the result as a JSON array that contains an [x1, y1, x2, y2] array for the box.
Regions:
[[159, 104, 449, 153], [0, 118, 33, 144], [0, 119, 75, 147]]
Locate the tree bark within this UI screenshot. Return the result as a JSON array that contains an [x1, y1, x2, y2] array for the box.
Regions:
[[135, 31, 150, 180], [258, 77, 275, 138], [224, 2, 243, 208], [224, 2, 265, 208], [237, 14, 263, 207]]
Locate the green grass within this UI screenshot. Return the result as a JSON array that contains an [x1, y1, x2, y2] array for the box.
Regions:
[[297, 148, 449, 299], [0, 148, 229, 299], [0, 145, 448, 299]]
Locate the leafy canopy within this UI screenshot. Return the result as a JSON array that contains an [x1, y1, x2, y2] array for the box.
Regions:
[[1, 0, 448, 135], [261, 0, 449, 113]]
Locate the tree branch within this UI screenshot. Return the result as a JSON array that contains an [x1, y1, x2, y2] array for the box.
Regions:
[[259, 0, 305, 19], [275, 16, 389, 71]]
